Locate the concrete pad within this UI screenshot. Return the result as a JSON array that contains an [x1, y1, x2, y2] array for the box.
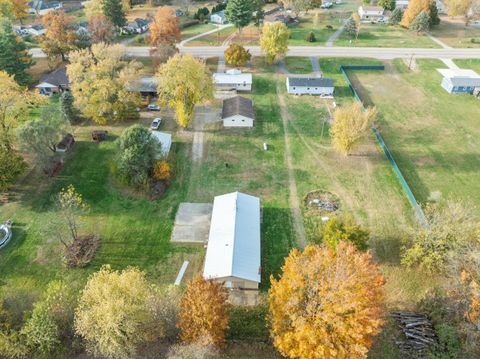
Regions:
[[171, 203, 213, 243]]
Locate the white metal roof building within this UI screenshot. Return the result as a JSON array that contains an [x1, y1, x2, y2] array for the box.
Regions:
[[150, 131, 172, 158], [203, 192, 261, 289], [213, 69, 253, 92], [437, 68, 480, 94]]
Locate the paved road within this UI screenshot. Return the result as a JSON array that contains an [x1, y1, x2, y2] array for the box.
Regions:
[[29, 45, 480, 59]]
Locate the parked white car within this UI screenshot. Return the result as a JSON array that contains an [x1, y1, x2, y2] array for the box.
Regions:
[[151, 118, 162, 130], [148, 104, 160, 111]]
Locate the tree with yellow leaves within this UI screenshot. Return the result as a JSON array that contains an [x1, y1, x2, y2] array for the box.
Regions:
[[9, 0, 28, 21], [401, 0, 430, 27], [149, 6, 181, 47], [156, 54, 213, 128], [67, 43, 142, 124], [444, 0, 476, 23], [74, 266, 154, 359], [260, 22, 289, 64], [178, 275, 229, 347], [268, 243, 385, 359], [330, 102, 376, 155]]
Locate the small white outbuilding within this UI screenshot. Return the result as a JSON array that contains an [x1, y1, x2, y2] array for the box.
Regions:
[[222, 96, 255, 128], [150, 131, 172, 158], [203, 192, 261, 290]]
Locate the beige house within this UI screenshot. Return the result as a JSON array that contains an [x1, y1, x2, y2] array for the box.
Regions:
[[203, 192, 261, 290]]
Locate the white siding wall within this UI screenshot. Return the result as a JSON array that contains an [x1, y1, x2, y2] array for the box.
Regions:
[[223, 115, 254, 128], [214, 276, 259, 289], [216, 83, 252, 91], [441, 78, 454, 93], [287, 85, 334, 96]]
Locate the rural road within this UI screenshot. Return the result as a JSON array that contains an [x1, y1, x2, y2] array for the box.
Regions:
[[28, 46, 480, 60]]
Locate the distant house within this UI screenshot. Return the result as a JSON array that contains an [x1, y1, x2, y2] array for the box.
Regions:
[[203, 192, 261, 290], [213, 69, 252, 92], [128, 76, 158, 97], [437, 68, 480, 94], [210, 10, 226, 24], [222, 96, 255, 128], [358, 6, 388, 22], [264, 13, 298, 25], [175, 9, 184, 17], [395, 0, 410, 9], [28, 0, 61, 15], [36, 68, 69, 95], [286, 77, 334, 96], [150, 131, 172, 158], [125, 18, 149, 34], [26, 24, 46, 36]]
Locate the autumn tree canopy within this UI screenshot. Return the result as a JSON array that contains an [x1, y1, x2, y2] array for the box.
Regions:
[[178, 275, 229, 347], [401, 0, 430, 27], [67, 43, 142, 124], [260, 22, 289, 64], [330, 102, 376, 155], [88, 14, 114, 43], [41, 11, 77, 62], [149, 6, 181, 47], [156, 54, 213, 127], [224, 43, 252, 66], [74, 266, 153, 359], [269, 243, 385, 358]]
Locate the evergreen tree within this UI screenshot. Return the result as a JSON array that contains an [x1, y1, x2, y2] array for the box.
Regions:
[[378, 0, 396, 10], [0, 20, 32, 85], [429, 0, 440, 26], [344, 17, 358, 38], [409, 10, 430, 32], [60, 92, 78, 124], [389, 7, 404, 25], [103, 0, 126, 28], [225, 0, 253, 32]]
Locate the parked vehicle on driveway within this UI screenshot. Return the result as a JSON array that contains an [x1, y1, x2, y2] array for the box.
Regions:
[[151, 118, 162, 130], [148, 104, 161, 111]]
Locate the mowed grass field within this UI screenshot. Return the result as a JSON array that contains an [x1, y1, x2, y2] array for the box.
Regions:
[[336, 24, 439, 48], [430, 17, 480, 48], [349, 59, 480, 209]]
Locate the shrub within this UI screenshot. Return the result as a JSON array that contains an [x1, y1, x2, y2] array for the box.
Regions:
[[305, 31, 316, 42], [430, 324, 461, 359], [152, 161, 171, 181]]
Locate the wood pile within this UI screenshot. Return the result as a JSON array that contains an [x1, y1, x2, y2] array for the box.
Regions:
[[391, 312, 437, 358]]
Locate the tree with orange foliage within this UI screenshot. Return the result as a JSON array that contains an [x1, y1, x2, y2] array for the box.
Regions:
[[178, 275, 229, 347], [149, 7, 181, 47], [41, 11, 77, 62], [268, 243, 385, 359], [401, 0, 430, 27], [10, 0, 29, 22], [152, 161, 171, 181], [88, 14, 114, 44]]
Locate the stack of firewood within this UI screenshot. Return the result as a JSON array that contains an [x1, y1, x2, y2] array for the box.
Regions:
[[391, 312, 437, 357]]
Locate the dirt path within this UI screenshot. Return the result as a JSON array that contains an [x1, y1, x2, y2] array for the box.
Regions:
[[276, 82, 307, 248]]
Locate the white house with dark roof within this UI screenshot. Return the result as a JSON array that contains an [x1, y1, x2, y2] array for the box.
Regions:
[[286, 77, 334, 96], [36, 68, 69, 95], [203, 192, 261, 290], [437, 68, 480, 94], [213, 69, 252, 92], [222, 96, 255, 128]]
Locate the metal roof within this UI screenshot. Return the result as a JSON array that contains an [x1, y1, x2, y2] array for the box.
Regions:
[[213, 72, 252, 85], [203, 192, 261, 283], [437, 68, 480, 87], [222, 96, 255, 120], [287, 77, 334, 87]]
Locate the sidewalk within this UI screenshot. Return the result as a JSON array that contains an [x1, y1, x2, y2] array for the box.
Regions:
[[179, 24, 233, 46]]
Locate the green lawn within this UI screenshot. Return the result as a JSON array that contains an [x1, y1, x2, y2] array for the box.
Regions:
[[180, 22, 216, 40], [349, 59, 480, 209], [285, 57, 312, 74], [454, 58, 480, 73], [288, 12, 344, 46], [430, 20, 480, 48], [336, 24, 440, 48]]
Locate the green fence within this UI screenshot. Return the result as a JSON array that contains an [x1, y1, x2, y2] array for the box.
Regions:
[[339, 65, 428, 227]]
